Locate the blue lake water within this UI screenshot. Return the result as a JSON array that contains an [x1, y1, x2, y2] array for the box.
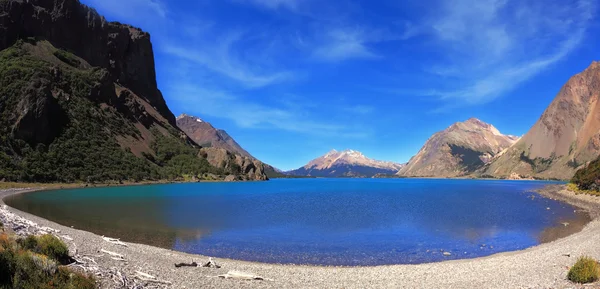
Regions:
[[4, 179, 586, 266]]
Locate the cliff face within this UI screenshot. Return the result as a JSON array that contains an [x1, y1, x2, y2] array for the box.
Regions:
[[484, 62, 600, 180], [0, 0, 174, 124], [0, 0, 243, 183], [398, 118, 519, 177], [288, 149, 404, 177]]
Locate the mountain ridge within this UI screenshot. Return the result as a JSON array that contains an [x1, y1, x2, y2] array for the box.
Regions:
[[483, 61, 600, 180], [397, 118, 519, 177], [288, 149, 404, 177]]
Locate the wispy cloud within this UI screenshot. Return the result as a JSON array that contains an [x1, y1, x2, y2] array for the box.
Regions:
[[418, 0, 595, 106], [162, 32, 293, 88], [243, 0, 300, 10], [169, 84, 369, 138], [342, 105, 375, 115], [312, 28, 380, 62]]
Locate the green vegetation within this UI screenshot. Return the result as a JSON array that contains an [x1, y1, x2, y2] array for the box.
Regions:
[[0, 40, 227, 184], [18, 235, 70, 264], [150, 132, 224, 179], [0, 233, 96, 288], [519, 152, 555, 173], [572, 155, 600, 193], [567, 256, 599, 284], [52, 50, 80, 68]]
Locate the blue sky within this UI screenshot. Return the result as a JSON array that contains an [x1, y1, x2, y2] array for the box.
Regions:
[[81, 0, 599, 170]]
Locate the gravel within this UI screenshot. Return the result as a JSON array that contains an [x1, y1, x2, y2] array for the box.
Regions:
[[1, 185, 599, 289]]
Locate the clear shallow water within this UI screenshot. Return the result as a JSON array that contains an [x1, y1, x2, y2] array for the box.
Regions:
[[4, 179, 584, 266]]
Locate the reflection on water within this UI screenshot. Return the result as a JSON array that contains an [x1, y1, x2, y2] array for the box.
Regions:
[[4, 179, 584, 266]]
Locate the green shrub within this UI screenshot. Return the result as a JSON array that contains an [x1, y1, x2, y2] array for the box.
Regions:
[[36, 235, 70, 264], [19, 234, 70, 264], [568, 256, 600, 284], [0, 232, 95, 288], [53, 50, 80, 67], [572, 155, 600, 192]]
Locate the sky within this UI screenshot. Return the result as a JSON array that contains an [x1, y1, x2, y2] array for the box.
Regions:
[[81, 0, 599, 171]]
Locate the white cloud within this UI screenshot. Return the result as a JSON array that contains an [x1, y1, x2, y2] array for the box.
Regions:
[[312, 28, 380, 62], [168, 84, 368, 138], [422, 0, 595, 105], [163, 32, 293, 88]]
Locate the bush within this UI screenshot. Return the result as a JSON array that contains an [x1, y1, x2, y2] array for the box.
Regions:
[[0, 232, 95, 288], [19, 234, 70, 264], [568, 256, 600, 284]]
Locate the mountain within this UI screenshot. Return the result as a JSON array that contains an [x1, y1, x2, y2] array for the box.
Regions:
[[176, 114, 252, 158], [483, 62, 600, 180], [288, 149, 404, 177], [177, 114, 269, 180], [397, 118, 519, 178], [0, 0, 250, 182]]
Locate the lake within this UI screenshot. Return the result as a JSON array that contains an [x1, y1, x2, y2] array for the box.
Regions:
[[3, 179, 588, 266]]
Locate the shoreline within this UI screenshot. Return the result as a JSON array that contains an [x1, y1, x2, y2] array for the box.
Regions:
[[1, 185, 600, 288]]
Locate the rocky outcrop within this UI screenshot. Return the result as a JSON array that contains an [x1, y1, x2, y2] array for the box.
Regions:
[[288, 149, 404, 177], [398, 118, 519, 177], [177, 114, 253, 158], [0, 0, 174, 124], [483, 62, 600, 180], [200, 147, 268, 181]]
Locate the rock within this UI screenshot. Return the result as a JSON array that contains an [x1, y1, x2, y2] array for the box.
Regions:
[[199, 147, 268, 181], [443, 252, 451, 256], [224, 175, 237, 182]]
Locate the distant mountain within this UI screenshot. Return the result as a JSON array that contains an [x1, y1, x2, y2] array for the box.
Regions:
[[177, 113, 282, 180], [288, 149, 404, 177], [483, 61, 600, 180], [397, 118, 519, 178], [176, 114, 252, 158]]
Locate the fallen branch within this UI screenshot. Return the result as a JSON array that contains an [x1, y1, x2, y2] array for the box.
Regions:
[[102, 236, 128, 247], [175, 261, 198, 268], [135, 271, 172, 285], [214, 271, 273, 281], [202, 257, 221, 268], [135, 271, 156, 279], [61, 235, 73, 241], [100, 249, 125, 260]]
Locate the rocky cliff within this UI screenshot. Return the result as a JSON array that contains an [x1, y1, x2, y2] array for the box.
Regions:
[[0, 0, 174, 124], [199, 147, 268, 181], [288, 149, 404, 177], [483, 62, 600, 180], [398, 118, 519, 177], [0, 0, 240, 183], [176, 114, 252, 158]]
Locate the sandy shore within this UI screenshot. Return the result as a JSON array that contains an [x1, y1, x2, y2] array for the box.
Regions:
[[1, 185, 600, 289]]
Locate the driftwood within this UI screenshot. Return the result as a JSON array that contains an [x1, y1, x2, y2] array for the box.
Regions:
[[214, 271, 273, 281], [103, 236, 128, 247], [174, 261, 198, 268], [135, 271, 172, 285], [100, 249, 125, 260], [202, 257, 221, 268]]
